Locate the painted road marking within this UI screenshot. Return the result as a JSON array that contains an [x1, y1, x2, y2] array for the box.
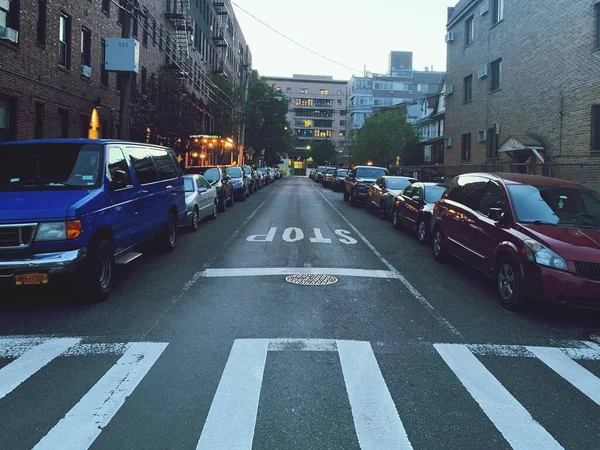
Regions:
[[337, 340, 413, 450], [527, 346, 600, 407], [33, 342, 168, 450], [246, 227, 358, 244], [0, 338, 80, 400], [201, 267, 398, 279], [435, 344, 564, 450], [196, 339, 268, 450]]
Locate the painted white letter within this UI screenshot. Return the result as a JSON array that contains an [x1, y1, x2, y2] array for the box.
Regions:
[[247, 227, 277, 242], [282, 227, 304, 243], [309, 228, 332, 243], [335, 229, 358, 245]]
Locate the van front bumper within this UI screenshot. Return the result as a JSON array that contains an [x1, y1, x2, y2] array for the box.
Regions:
[[0, 248, 87, 277]]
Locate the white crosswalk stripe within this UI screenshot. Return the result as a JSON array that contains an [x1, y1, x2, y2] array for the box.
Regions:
[[0, 336, 599, 449]]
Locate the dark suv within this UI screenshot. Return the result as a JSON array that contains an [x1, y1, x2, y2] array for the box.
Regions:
[[185, 166, 233, 211], [344, 165, 388, 206], [431, 173, 600, 310]]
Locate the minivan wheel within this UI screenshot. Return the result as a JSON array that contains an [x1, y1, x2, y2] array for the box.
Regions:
[[79, 238, 114, 303], [158, 213, 177, 253], [432, 228, 447, 262], [496, 257, 524, 310]]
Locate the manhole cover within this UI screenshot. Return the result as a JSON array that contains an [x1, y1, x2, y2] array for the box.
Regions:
[[285, 274, 338, 286]]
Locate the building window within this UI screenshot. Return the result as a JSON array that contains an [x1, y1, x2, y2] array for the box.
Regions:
[[80, 114, 90, 138], [101, 0, 110, 14], [152, 19, 157, 45], [300, 88, 308, 94], [118, 0, 125, 25], [81, 27, 91, 67], [132, 12, 138, 37], [339, 130, 345, 137], [340, 120, 345, 126], [337, 90, 342, 95], [34, 102, 44, 138], [142, 15, 148, 46], [465, 16, 474, 45], [159, 27, 163, 51], [463, 75, 472, 103], [337, 99, 342, 106], [59, 14, 71, 69], [141, 66, 147, 95], [596, 3, 600, 49], [490, 58, 502, 91], [592, 105, 600, 152], [0, 96, 16, 142], [492, 0, 504, 25], [486, 127, 498, 158], [100, 39, 109, 87], [1, 0, 19, 31], [320, 89, 329, 95], [286, 87, 291, 93], [461, 133, 471, 160], [57, 108, 69, 137], [37, 0, 46, 46]]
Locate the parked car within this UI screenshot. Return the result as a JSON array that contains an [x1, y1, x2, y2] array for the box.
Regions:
[[391, 182, 447, 243], [182, 174, 218, 230], [243, 165, 257, 194], [226, 165, 250, 201], [257, 167, 271, 184], [314, 166, 327, 182], [331, 169, 348, 191], [344, 165, 389, 206], [185, 166, 233, 211], [366, 176, 417, 219], [0, 139, 186, 302], [431, 173, 600, 310], [323, 167, 337, 188], [254, 169, 265, 189]]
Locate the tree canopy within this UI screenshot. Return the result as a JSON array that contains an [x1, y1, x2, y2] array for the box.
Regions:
[[349, 111, 421, 167], [307, 140, 336, 166]]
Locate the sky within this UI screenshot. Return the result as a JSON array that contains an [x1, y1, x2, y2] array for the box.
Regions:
[[231, 0, 457, 80]]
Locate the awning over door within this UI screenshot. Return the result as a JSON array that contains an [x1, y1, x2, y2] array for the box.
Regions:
[[498, 135, 545, 163]]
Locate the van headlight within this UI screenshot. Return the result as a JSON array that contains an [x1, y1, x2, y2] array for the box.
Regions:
[[36, 221, 81, 241], [523, 239, 567, 271]]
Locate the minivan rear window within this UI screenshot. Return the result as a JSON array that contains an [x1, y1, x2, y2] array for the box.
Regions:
[[0, 143, 103, 190]]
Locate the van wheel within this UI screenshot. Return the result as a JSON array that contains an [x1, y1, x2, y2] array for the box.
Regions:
[[496, 257, 525, 310], [432, 227, 447, 262], [79, 238, 114, 303], [158, 213, 177, 253]]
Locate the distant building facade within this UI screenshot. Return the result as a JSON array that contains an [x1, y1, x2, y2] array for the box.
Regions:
[[265, 75, 348, 159], [347, 51, 445, 131], [444, 0, 600, 184]]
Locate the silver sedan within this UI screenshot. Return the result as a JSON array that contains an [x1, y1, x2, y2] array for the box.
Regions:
[[183, 174, 218, 231]]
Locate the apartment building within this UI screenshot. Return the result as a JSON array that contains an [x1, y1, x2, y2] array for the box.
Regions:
[[0, 0, 250, 142], [444, 0, 600, 181], [347, 51, 445, 131], [265, 75, 348, 155]]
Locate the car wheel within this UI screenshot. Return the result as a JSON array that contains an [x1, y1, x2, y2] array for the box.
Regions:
[[219, 194, 227, 212], [228, 192, 235, 206], [350, 191, 358, 207], [190, 206, 200, 231], [496, 257, 525, 310], [246, 188, 250, 198], [157, 212, 178, 253], [432, 227, 447, 262], [417, 218, 429, 244], [365, 197, 372, 212], [379, 204, 387, 220], [211, 200, 218, 220], [79, 238, 114, 303], [392, 208, 401, 229], [344, 191, 349, 202]]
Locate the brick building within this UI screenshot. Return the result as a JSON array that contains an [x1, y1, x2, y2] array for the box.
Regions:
[[444, 0, 600, 185], [0, 0, 251, 144]]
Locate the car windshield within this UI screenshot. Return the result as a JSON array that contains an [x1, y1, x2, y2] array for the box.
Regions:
[[336, 170, 348, 177], [326, 169, 336, 174], [198, 167, 220, 182], [183, 177, 195, 192], [0, 143, 103, 191], [508, 184, 600, 228], [356, 167, 386, 179], [257, 167, 267, 173], [243, 167, 251, 175], [387, 178, 412, 190], [227, 167, 243, 178], [425, 185, 447, 203]]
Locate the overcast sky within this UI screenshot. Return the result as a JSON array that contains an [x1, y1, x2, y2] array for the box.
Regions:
[[231, 0, 456, 80]]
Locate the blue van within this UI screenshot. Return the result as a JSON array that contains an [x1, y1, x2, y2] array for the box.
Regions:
[[0, 139, 186, 302]]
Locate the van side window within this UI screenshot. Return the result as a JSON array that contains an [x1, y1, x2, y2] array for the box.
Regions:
[[148, 148, 178, 180], [107, 146, 132, 186], [127, 147, 159, 185], [478, 181, 507, 215]]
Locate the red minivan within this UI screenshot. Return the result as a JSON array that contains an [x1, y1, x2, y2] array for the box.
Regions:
[[431, 173, 600, 310]]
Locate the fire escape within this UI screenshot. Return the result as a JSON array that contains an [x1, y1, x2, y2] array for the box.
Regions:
[[212, 1, 230, 76]]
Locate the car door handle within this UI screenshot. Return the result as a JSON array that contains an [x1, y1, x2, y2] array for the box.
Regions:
[[166, 185, 173, 189]]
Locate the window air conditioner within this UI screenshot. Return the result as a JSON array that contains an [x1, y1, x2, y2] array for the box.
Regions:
[[0, 25, 18, 43], [478, 65, 488, 78], [81, 65, 92, 78], [445, 32, 455, 43]]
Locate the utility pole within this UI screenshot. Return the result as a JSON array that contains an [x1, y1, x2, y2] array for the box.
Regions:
[[238, 67, 250, 166], [118, 0, 136, 140]]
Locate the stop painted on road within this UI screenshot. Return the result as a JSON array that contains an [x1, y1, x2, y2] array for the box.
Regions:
[[246, 227, 358, 245]]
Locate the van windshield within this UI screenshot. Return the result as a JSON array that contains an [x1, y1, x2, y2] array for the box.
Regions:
[[0, 143, 103, 191]]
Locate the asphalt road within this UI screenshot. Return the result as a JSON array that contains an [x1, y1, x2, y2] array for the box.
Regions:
[[1, 176, 599, 450]]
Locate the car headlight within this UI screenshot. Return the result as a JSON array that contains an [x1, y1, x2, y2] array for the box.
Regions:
[[523, 239, 568, 271], [36, 220, 81, 241]]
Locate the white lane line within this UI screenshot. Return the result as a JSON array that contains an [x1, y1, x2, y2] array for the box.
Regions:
[[435, 344, 564, 450], [197, 339, 268, 450], [33, 342, 168, 450], [268, 338, 338, 352], [312, 183, 462, 338], [466, 344, 600, 361], [527, 346, 600, 407], [337, 340, 413, 450], [0, 338, 80, 400], [202, 267, 398, 279]]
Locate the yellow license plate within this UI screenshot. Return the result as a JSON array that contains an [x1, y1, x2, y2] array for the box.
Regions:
[[15, 273, 48, 286]]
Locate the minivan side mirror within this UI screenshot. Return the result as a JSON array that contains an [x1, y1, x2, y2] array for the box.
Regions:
[[111, 169, 129, 190]]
